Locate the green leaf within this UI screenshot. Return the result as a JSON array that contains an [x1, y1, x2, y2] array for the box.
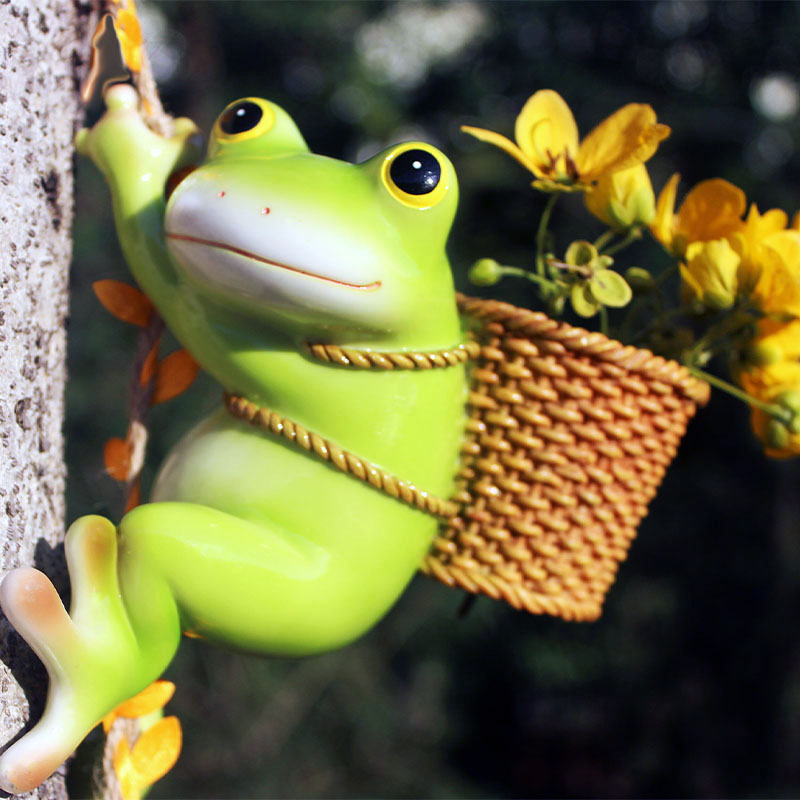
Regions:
[[589, 269, 633, 307], [565, 240, 598, 267], [570, 283, 601, 317]]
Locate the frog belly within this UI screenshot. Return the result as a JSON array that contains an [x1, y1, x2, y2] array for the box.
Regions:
[[148, 408, 441, 654]]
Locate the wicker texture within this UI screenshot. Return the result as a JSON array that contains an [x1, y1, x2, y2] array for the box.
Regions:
[[422, 295, 710, 621]]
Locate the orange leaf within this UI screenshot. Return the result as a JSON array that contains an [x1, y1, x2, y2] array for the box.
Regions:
[[111, 681, 176, 723], [93, 280, 153, 327], [124, 481, 141, 514], [104, 437, 130, 481], [139, 341, 160, 388], [152, 350, 199, 405], [111, 1, 143, 75], [113, 736, 139, 800], [130, 716, 182, 785]]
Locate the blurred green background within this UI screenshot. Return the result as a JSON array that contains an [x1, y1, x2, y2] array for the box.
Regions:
[[68, 1, 800, 797]]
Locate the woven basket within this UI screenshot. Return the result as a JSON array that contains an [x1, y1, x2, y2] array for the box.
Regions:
[[423, 294, 710, 621]]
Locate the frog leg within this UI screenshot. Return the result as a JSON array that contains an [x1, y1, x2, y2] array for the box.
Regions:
[[0, 503, 330, 794], [115, 502, 331, 656], [0, 515, 167, 795]]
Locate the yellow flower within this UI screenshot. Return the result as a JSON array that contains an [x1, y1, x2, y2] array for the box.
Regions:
[[730, 204, 789, 291], [744, 380, 800, 458], [744, 230, 800, 317], [737, 318, 800, 458], [583, 164, 656, 230], [651, 175, 746, 257], [680, 238, 741, 309], [462, 89, 670, 192], [739, 319, 800, 392]]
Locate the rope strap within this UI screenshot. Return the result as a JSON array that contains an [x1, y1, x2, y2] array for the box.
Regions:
[[306, 340, 480, 369], [223, 393, 461, 519]]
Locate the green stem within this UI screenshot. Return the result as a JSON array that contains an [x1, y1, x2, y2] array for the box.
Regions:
[[501, 265, 557, 292], [628, 304, 694, 344], [535, 194, 559, 278], [685, 365, 792, 424], [599, 305, 609, 336], [602, 227, 642, 256], [654, 262, 679, 286], [593, 229, 616, 251], [686, 309, 754, 364]]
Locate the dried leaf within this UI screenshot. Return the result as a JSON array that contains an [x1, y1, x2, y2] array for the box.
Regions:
[[152, 350, 199, 404], [129, 716, 182, 785], [111, 681, 176, 724], [125, 481, 142, 514], [93, 280, 153, 327], [104, 437, 130, 481], [139, 341, 160, 388], [111, 0, 143, 75], [102, 710, 117, 735], [113, 737, 140, 800]]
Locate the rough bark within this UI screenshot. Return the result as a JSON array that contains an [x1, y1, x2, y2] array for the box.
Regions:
[[0, 2, 95, 798]]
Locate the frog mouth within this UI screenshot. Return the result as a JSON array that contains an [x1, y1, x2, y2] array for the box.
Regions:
[[166, 233, 382, 291]]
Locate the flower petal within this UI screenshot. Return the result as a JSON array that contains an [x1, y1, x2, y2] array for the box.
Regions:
[[650, 173, 681, 252], [577, 103, 669, 181], [461, 125, 541, 175], [674, 178, 746, 253], [754, 230, 800, 316], [514, 90, 579, 177]]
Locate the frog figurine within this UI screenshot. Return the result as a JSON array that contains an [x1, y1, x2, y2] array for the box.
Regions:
[[0, 84, 469, 794]]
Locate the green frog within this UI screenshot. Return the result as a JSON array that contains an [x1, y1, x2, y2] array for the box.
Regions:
[[0, 84, 468, 794]]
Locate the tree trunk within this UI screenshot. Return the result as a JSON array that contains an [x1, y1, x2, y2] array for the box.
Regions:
[[0, 2, 95, 797]]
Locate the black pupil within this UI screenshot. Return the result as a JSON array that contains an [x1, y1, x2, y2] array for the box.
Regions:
[[219, 102, 263, 135], [389, 149, 441, 195]]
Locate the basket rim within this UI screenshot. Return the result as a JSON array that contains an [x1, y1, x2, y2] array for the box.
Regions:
[[457, 292, 711, 406]]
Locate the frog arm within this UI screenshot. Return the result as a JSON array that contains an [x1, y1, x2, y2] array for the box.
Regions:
[[75, 84, 202, 311]]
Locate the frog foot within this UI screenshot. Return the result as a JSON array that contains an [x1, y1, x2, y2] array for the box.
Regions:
[[0, 516, 144, 794]]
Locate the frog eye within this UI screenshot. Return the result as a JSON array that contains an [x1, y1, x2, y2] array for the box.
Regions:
[[214, 98, 275, 142], [381, 146, 449, 209]]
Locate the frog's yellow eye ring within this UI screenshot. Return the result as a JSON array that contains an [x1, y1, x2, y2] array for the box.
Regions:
[[214, 98, 275, 142], [381, 146, 449, 209]]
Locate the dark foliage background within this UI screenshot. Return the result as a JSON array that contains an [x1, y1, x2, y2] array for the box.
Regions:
[[69, 2, 800, 797]]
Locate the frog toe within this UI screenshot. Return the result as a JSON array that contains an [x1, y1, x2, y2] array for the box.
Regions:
[[0, 567, 78, 667]]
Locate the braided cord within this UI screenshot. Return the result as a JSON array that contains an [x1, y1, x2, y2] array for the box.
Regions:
[[306, 340, 480, 369], [223, 393, 460, 519]]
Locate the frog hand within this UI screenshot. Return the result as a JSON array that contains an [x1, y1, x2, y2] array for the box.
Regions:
[[75, 83, 202, 201]]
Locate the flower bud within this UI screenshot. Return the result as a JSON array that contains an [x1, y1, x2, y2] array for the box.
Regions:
[[584, 164, 656, 230], [624, 267, 655, 294], [680, 238, 741, 310], [468, 258, 503, 286]]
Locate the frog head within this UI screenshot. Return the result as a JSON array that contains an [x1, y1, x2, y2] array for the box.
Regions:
[[165, 97, 461, 349]]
